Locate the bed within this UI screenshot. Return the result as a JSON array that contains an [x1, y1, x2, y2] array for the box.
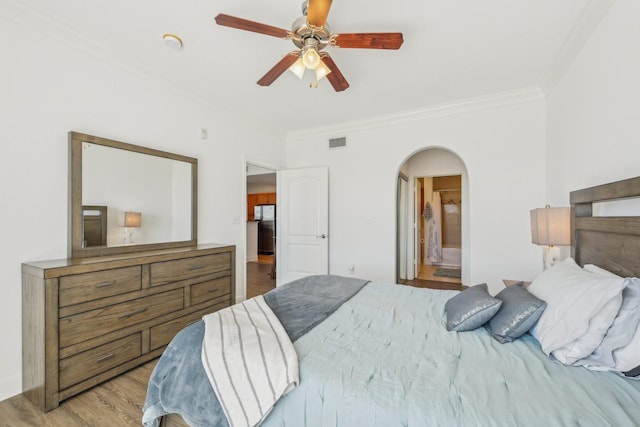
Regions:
[[143, 176, 640, 427]]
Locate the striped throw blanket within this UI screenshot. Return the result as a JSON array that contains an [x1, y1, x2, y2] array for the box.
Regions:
[[201, 295, 299, 427]]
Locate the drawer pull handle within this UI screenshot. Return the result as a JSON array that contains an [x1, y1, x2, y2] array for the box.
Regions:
[[118, 307, 148, 319], [187, 265, 206, 271], [95, 281, 115, 288], [96, 353, 115, 363], [208, 289, 220, 293]]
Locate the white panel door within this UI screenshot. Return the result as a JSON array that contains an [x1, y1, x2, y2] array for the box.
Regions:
[[276, 167, 329, 286]]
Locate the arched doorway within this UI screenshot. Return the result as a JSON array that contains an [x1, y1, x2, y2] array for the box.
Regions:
[[396, 147, 469, 290]]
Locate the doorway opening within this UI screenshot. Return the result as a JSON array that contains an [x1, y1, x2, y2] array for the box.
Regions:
[[246, 163, 277, 299], [415, 175, 462, 285], [396, 148, 467, 291]]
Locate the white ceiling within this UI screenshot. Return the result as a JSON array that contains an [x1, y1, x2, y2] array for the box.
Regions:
[[18, 0, 592, 133]]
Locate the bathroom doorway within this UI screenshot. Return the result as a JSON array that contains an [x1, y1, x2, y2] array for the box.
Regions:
[[396, 147, 467, 290], [416, 175, 462, 285]]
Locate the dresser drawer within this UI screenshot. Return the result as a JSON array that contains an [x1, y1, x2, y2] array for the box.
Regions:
[[149, 309, 206, 351], [59, 333, 141, 390], [150, 253, 231, 286], [59, 266, 142, 307], [191, 276, 231, 306], [59, 289, 184, 348], [149, 301, 232, 350]]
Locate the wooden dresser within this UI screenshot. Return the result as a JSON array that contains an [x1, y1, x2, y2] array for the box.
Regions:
[[22, 243, 235, 412]]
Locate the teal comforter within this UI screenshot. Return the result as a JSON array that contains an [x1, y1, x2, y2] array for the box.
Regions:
[[262, 283, 640, 427]]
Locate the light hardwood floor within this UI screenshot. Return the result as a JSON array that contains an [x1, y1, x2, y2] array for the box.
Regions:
[[246, 257, 276, 299], [417, 264, 462, 284], [0, 360, 156, 426], [398, 264, 465, 291]]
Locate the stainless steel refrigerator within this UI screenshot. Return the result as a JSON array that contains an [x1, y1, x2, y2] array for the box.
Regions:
[[254, 205, 275, 255]]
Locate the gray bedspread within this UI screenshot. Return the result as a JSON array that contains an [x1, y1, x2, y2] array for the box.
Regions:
[[142, 274, 370, 427]]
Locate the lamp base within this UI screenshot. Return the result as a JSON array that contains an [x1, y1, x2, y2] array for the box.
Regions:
[[542, 245, 561, 270]]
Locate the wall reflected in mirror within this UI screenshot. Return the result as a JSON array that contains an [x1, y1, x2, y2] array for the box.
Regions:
[[81, 141, 192, 248]]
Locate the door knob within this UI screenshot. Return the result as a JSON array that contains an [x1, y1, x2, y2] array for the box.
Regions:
[[316, 234, 327, 239]]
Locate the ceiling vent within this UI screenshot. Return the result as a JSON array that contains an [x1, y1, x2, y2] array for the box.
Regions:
[[329, 136, 347, 149]]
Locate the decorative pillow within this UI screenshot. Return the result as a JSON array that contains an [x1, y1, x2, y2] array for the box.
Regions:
[[486, 282, 547, 343], [528, 257, 626, 362], [444, 283, 502, 332]]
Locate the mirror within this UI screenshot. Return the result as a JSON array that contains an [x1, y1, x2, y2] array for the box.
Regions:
[[70, 131, 198, 258]]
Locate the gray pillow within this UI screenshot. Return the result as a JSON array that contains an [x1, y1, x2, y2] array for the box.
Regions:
[[445, 283, 502, 332], [487, 282, 547, 343]]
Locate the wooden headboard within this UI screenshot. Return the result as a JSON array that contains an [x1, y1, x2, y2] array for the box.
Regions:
[[570, 176, 640, 277]]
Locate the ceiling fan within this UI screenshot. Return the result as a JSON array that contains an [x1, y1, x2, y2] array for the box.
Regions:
[[215, 0, 404, 92]]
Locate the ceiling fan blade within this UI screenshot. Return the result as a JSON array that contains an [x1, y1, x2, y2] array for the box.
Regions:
[[333, 32, 404, 49], [257, 54, 299, 86], [215, 14, 290, 39], [306, 0, 333, 27], [320, 55, 349, 92]]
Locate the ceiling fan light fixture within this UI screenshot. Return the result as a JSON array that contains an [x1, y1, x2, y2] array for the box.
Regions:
[[288, 57, 306, 79], [301, 37, 321, 69], [314, 60, 332, 81], [302, 46, 320, 69]]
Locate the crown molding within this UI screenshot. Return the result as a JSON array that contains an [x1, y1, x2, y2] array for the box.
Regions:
[[541, 0, 615, 95], [287, 87, 545, 140]]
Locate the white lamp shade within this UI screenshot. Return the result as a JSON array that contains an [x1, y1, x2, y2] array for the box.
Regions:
[[302, 47, 321, 69], [530, 207, 570, 246], [124, 211, 142, 228], [288, 58, 306, 79], [314, 60, 332, 81]]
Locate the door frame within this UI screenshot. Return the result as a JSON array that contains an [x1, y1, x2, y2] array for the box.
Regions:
[[396, 173, 409, 283], [242, 157, 278, 302]]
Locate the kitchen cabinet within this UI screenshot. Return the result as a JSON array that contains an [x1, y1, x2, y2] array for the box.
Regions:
[[247, 193, 276, 221]]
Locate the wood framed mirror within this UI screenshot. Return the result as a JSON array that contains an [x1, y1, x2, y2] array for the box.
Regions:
[[69, 131, 198, 258]]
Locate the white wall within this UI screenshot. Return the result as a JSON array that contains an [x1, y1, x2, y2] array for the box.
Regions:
[[546, 0, 640, 205], [286, 91, 547, 295], [0, 7, 285, 401], [247, 182, 277, 194]]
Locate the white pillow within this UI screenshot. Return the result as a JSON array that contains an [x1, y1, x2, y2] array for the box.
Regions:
[[551, 293, 622, 365], [528, 257, 626, 360], [614, 319, 640, 372], [578, 279, 640, 369], [583, 264, 622, 278]]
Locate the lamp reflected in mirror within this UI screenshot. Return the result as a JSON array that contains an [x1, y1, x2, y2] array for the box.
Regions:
[[124, 211, 142, 245]]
